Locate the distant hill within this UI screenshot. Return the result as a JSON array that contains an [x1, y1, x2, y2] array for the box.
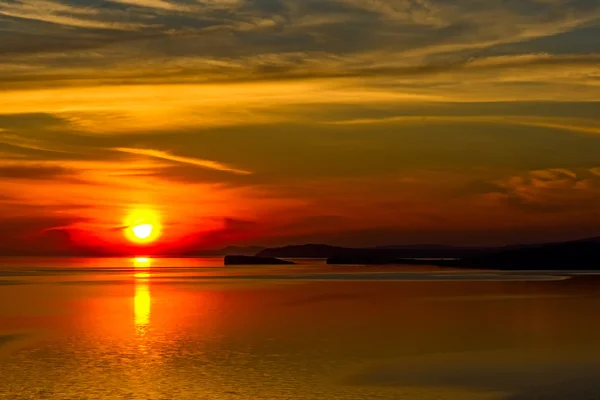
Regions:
[[374, 244, 467, 250], [184, 246, 266, 257], [257, 243, 484, 259], [257, 244, 350, 258], [224, 255, 295, 265]]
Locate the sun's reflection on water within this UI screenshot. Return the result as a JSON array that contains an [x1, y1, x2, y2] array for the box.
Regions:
[[133, 257, 151, 278], [133, 257, 151, 329], [135, 283, 151, 328]]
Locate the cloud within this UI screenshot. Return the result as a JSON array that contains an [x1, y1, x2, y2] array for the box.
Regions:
[[0, 0, 146, 30], [112, 147, 252, 175], [480, 168, 600, 213], [513, 118, 600, 136], [0, 0, 597, 89], [115, 163, 264, 185], [0, 82, 443, 134], [107, 0, 190, 12], [0, 132, 73, 154], [337, 0, 444, 25], [329, 116, 600, 136], [2, 49, 599, 90], [0, 215, 88, 236], [0, 164, 74, 180]]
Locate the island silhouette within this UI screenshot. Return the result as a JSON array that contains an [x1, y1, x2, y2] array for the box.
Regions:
[[246, 237, 600, 270], [2, 233, 599, 270]]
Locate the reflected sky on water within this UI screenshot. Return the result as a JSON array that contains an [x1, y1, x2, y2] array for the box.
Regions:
[[1, 257, 600, 399]]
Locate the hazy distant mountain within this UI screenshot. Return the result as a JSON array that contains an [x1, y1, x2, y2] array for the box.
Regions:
[[224, 255, 295, 265], [498, 236, 600, 250], [257, 244, 352, 258], [220, 246, 266, 256], [185, 246, 266, 257], [374, 244, 469, 250], [257, 243, 484, 258]]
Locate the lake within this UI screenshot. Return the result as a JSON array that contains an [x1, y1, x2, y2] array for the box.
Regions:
[[1, 257, 600, 399]]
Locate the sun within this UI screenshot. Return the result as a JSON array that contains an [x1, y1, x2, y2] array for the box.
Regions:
[[132, 224, 153, 240], [124, 208, 162, 244]]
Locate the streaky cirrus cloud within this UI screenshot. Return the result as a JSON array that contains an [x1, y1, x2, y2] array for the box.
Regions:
[[112, 147, 252, 175], [0, 131, 74, 153], [328, 116, 600, 136], [0, 164, 75, 181], [107, 0, 190, 12], [0, 0, 147, 30]]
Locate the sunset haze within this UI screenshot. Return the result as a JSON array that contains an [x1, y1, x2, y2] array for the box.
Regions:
[[1, 0, 599, 254]]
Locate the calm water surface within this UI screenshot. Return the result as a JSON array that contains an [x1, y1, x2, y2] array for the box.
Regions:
[[1, 257, 600, 399]]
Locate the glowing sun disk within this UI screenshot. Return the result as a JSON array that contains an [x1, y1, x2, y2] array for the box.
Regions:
[[124, 208, 162, 244], [132, 224, 153, 239]]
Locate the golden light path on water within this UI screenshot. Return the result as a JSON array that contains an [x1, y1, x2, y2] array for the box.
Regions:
[[133, 257, 151, 329]]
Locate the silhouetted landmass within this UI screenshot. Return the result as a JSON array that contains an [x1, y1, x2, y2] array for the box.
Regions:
[[374, 244, 466, 250], [185, 246, 266, 257], [327, 255, 401, 265], [327, 238, 600, 270], [453, 239, 600, 270], [224, 255, 296, 265], [326, 256, 455, 265], [3, 236, 599, 269], [257, 244, 482, 259], [257, 244, 351, 258]]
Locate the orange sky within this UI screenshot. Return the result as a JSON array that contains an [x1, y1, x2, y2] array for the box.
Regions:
[[0, 0, 599, 254]]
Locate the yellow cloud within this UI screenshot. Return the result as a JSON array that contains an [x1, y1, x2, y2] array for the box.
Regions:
[[107, 0, 190, 11], [330, 116, 600, 136], [113, 147, 252, 175], [0, 81, 443, 132]]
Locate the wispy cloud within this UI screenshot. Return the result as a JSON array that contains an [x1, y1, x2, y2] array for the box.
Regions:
[[0, 132, 73, 153], [0, 83, 443, 133], [3, 49, 598, 86], [329, 116, 600, 136], [0, 164, 74, 181], [513, 119, 600, 136], [481, 168, 600, 213], [113, 147, 252, 175], [107, 0, 190, 12], [0, 0, 145, 30]]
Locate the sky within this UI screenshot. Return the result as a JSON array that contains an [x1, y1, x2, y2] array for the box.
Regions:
[[0, 0, 599, 254]]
